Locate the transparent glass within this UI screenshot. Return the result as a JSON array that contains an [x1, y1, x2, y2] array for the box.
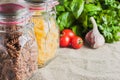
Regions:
[[0, 3, 38, 80], [0, 21, 38, 80], [30, 2, 59, 67]]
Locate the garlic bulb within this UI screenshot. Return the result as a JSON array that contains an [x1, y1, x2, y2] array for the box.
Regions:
[[85, 17, 105, 48]]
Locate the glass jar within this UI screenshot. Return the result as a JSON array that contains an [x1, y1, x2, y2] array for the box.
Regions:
[[0, 3, 38, 80], [25, 0, 59, 67]]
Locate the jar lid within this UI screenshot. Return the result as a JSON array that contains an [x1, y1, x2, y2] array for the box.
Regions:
[[0, 3, 30, 24]]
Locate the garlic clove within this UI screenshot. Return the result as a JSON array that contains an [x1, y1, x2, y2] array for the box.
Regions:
[[93, 33, 105, 48], [85, 17, 105, 49]]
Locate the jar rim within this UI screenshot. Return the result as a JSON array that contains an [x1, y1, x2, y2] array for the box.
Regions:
[[25, 1, 59, 10], [0, 3, 31, 25], [24, 0, 57, 3]]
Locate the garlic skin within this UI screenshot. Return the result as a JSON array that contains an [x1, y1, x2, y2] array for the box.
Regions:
[[85, 17, 105, 48]]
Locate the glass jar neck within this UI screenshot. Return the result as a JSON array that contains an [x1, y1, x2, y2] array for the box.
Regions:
[[0, 3, 31, 25], [26, 1, 59, 11]]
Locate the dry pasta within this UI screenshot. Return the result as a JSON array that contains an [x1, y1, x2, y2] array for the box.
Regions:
[[31, 11, 59, 67]]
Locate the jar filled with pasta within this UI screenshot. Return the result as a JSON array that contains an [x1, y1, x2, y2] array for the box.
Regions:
[[24, 0, 59, 67], [0, 3, 38, 80]]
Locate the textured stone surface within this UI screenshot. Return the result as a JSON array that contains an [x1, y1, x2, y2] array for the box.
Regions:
[[30, 42, 120, 80]]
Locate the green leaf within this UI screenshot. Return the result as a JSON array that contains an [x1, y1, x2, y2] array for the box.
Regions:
[[57, 12, 75, 31], [85, 0, 96, 4], [78, 12, 88, 29], [59, 0, 67, 5], [84, 3, 102, 12], [71, 25, 82, 36], [64, 2, 71, 11], [56, 5, 65, 12], [70, 0, 84, 19]]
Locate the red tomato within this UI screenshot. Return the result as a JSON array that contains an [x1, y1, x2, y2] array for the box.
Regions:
[[71, 36, 83, 49], [60, 35, 70, 47], [62, 29, 75, 39]]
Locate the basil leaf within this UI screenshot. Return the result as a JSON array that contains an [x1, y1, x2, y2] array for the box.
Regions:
[[70, 0, 84, 19], [56, 5, 65, 12], [57, 12, 75, 31], [84, 3, 102, 12]]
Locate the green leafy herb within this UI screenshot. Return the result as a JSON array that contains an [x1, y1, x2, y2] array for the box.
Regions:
[[56, 0, 84, 31], [57, 12, 75, 31], [56, 0, 120, 43]]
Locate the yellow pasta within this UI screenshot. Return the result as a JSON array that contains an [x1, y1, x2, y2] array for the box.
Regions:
[[31, 11, 59, 67]]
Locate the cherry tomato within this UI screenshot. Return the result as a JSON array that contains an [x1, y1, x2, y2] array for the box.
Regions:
[[60, 35, 70, 47], [62, 29, 75, 39], [71, 36, 83, 49]]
